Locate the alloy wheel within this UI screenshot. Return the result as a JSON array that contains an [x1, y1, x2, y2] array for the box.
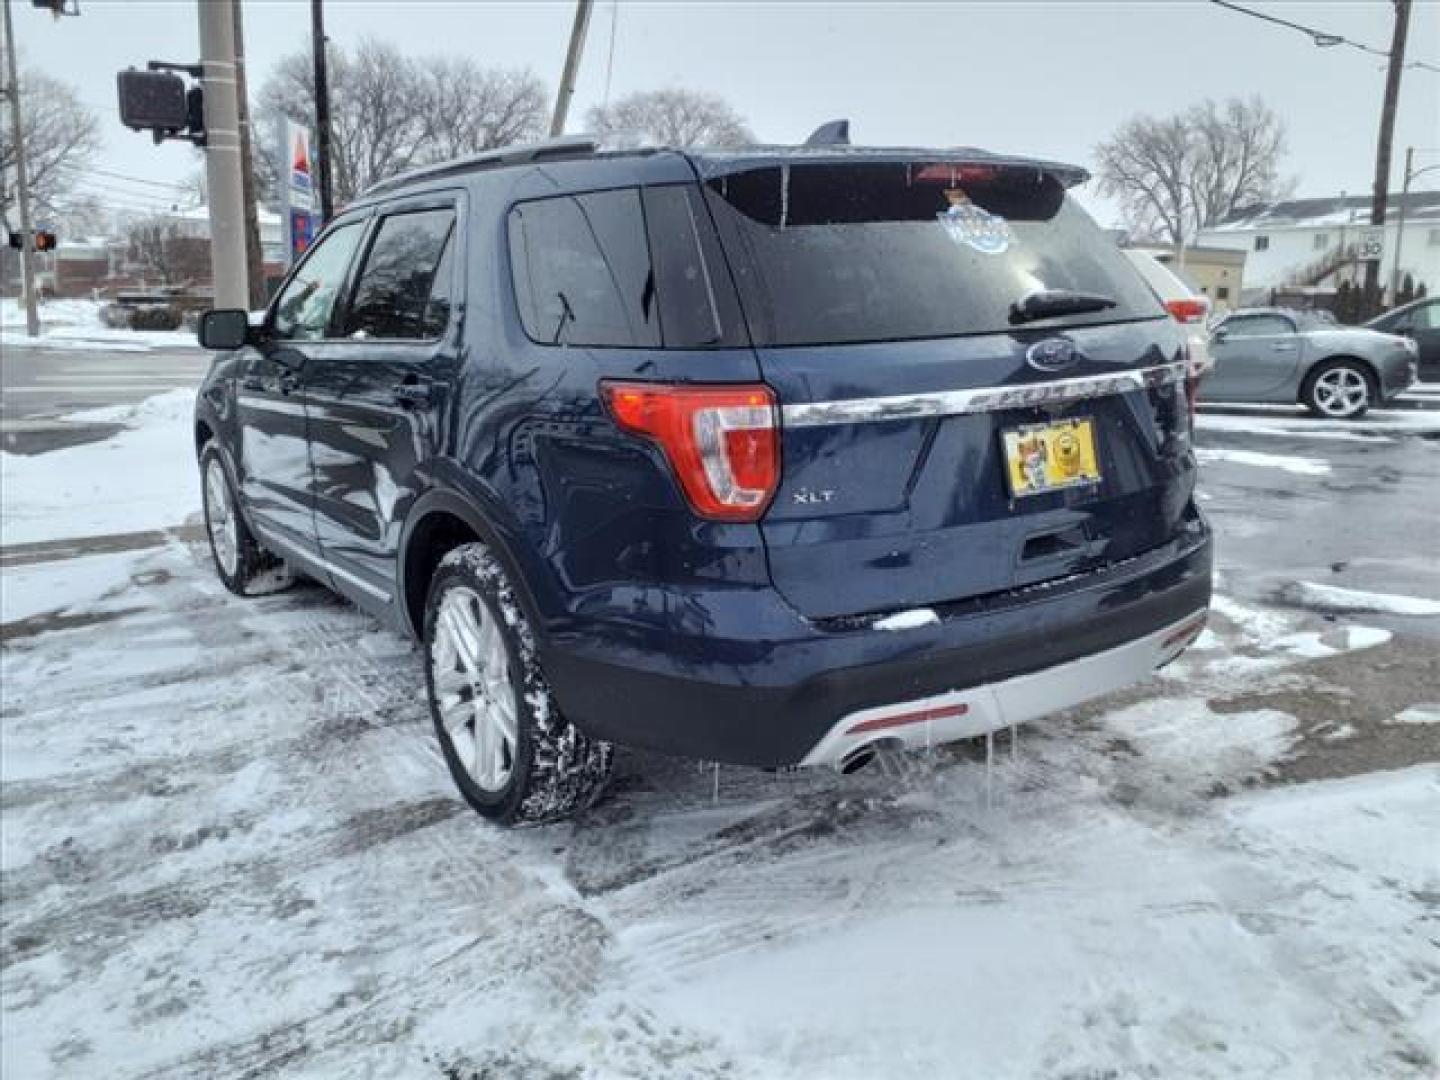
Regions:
[[1312, 366, 1369, 418], [431, 586, 518, 792], [204, 458, 239, 576]]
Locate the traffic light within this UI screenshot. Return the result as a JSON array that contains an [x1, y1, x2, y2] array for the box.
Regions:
[[7, 231, 59, 251]]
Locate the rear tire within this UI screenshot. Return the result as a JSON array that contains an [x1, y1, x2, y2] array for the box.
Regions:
[[423, 543, 613, 826], [1302, 360, 1373, 419], [199, 443, 293, 596]]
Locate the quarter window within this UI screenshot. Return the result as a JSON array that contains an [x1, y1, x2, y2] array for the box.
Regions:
[[508, 190, 659, 347], [272, 221, 364, 340], [344, 208, 457, 340]]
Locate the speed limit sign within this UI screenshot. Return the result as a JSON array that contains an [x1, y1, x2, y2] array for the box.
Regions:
[[1357, 228, 1385, 260]]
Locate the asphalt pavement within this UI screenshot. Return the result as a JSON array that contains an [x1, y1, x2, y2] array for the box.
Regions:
[[0, 342, 207, 454]]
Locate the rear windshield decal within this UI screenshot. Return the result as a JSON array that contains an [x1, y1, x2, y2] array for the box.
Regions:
[[938, 189, 1011, 255]]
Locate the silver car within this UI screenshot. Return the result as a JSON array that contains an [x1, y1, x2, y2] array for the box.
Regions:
[[1204, 308, 1418, 419]]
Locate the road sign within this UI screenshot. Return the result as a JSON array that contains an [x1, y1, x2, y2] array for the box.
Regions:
[[281, 122, 316, 261], [1357, 228, 1385, 261]]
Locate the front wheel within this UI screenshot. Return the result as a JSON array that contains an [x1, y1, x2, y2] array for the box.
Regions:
[[424, 543, 613, 826], [1303, 360, 1373, 419], [199, 443, 292, 596]]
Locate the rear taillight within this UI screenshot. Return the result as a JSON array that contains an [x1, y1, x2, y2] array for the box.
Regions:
[[1163, 298, 1212, 433], [602, 381, 780, 522], [1164, 297, 1210, 324]]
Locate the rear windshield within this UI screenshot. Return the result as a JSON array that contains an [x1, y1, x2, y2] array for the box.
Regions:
[[703, 162, 1163, 347]]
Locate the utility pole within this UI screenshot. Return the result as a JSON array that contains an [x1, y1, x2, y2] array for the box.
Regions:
[[197, 0, 249, 309], [549, 0, 593, 137], [1363, 0, 1410, 316], [311, 0, 333, 222], [2, 0, 39, 337], [232, 0, 265, 309], [1390, 149, 1440, 302]]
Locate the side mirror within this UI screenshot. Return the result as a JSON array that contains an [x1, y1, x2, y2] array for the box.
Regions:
[[198, 308, 250, 350]]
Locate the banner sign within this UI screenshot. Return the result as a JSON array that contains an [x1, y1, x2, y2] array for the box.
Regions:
[[281, 121, 316, 262]]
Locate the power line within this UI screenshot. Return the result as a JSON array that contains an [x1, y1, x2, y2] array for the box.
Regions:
[[54, 163, 192, 192], [1207, 0, 1438, 72]]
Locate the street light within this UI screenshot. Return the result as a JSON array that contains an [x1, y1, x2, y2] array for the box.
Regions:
[[1389, 148, 1440, 304]]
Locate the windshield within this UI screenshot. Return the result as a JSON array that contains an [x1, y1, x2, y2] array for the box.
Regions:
[[703, 162, 1163, 347]]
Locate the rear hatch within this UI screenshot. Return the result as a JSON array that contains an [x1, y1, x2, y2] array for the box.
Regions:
[[701, 156, 1195, 620]]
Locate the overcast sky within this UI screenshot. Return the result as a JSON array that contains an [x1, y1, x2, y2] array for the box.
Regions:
[[12, 0, 1440, 225]]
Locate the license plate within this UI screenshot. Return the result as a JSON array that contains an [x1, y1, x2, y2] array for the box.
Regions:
[[1001, 418, 1101, 497]]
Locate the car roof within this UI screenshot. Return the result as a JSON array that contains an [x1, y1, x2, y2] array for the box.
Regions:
[[353, 134, 1090, 204]]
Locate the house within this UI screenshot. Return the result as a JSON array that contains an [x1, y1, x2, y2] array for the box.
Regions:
[[1127, 244, 1247, 313], [1196, 191, 1440, 304], [3, 205, 291, 299]]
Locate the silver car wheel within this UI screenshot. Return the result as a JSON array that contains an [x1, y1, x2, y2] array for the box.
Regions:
[[204, 457, 239, 576], [1312, 366, 1369, 418], [431, 586, 518, 793]]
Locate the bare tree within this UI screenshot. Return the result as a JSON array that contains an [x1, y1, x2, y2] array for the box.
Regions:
[[414, 59, 548, 160], [256, 39, 548, 206], [0, 67, 100, 224], [1095, 96, 1291, 247], [126, 216, 208, 286], [586, 88, 754, 148]]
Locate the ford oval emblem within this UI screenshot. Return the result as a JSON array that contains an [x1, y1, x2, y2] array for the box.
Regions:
[[1026, 338, 1078, 373]]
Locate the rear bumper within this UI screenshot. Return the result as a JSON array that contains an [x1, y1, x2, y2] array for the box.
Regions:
[[543, 524, 1212, 768], [799, 607, 1206, 766]]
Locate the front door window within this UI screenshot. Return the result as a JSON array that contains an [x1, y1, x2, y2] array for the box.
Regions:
[[272, 222, 365, 341]]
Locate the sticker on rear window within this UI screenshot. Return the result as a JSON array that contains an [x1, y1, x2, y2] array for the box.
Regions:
[[937, 189, 1011, 255]]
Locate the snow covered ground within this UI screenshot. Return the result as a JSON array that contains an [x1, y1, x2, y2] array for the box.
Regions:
[[1, 298, 200, 352], [2, 392, 1438, 1079], [0, 390, 198, 545]]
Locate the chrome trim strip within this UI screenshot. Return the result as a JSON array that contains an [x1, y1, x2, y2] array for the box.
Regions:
[[252, 521, 393, 603], [237, 394, 307, 418], [780, 362, 1186, 429], [798, 607, 1208, 768]]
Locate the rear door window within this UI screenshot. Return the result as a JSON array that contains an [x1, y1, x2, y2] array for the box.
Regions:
[[704, 162, 1163, 346], [344, 207, 456, 340], [508, 190, 659, 347]]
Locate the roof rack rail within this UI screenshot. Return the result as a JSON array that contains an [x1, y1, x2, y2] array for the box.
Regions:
[[361, 134, 601, 198]]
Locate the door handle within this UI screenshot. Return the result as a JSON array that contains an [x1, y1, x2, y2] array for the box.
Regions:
[[393, 380, 434, 407], [1271, 343, 1296, 351]]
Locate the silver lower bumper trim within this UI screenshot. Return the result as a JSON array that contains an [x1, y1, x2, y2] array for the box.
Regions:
[[799, 608, 1208, 767]]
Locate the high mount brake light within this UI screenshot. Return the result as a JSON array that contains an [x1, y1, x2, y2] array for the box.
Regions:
[[602, 382, 780, 522]]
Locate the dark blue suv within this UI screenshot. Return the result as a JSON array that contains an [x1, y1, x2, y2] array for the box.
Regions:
[[195, 134, 1212, 825]]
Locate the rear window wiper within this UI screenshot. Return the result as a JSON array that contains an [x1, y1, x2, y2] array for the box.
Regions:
[[1010, 289, 1116, 326]]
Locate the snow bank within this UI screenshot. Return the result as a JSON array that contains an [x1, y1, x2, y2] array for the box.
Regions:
[[0, 298, 200, 351], [0, 549, 147, 624], [1197, 407, 1440, 437], [1286, 581, 1440, 617], [1194, 445, 1331, 475], [0, 389, 200, 545], [0, 297, 103, 328]]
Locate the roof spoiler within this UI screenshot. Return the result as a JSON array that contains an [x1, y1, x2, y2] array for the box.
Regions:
[[804, 120, 850, 147]]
